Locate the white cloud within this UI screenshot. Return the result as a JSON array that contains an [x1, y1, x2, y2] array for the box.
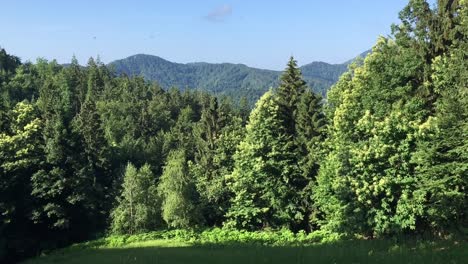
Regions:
[[204, 4, 232, 22]]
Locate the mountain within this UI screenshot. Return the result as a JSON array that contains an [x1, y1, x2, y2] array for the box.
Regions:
[[343, 50, 371, 65], [109, 51, 370, 103]]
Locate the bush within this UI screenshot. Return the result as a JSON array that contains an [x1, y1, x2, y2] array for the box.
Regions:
[[76, 228, 344, 250]]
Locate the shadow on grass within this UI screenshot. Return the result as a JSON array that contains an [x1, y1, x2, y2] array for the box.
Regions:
[[24, 239, 468, 264]]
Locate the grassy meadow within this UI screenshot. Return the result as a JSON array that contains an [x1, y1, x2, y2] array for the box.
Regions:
[[22, 230, 468, 264]]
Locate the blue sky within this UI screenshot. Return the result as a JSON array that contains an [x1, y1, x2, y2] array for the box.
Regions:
[[1, 0, 437, 70]]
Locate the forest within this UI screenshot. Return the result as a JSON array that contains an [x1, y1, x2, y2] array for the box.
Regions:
[[1, 0, 467, 263], [109, 52, 349, 103]]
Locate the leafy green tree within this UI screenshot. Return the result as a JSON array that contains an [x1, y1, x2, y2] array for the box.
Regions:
[[314, 39, 429, 236], [315, 0, 466, 236], [0, 101, 43, 260], [158, 149, 201, 228], [111, 163, 160, 234]]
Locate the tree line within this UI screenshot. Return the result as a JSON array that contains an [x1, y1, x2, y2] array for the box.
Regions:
[[1, 0, 466, 262]]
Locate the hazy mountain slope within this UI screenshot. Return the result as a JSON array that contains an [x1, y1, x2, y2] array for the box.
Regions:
[[109, 52, 368, 102]]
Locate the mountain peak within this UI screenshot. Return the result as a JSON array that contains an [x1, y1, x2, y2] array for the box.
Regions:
[[121, 54, 172, 64], [108, 50, 368, 103]]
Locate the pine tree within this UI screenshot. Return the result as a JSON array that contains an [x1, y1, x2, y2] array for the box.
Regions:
[[296, 90, 326, 175], [412, 0, 467, 231], [277, 57, 320, 231], [31, 66, 80, 231], [238, 96, 250, 125], [276, 56, 307, 135], [295, 90, 326, 230], [162, 106, 197, 158], [71, 58, 112, 225], [226, 91, 300, 230], [0, 47, 21, 87], [191, 95, 244, 226]]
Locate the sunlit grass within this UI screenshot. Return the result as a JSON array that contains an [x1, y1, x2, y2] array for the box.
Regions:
[[119, 239, 192, 249], [22, 236, 467, 264]]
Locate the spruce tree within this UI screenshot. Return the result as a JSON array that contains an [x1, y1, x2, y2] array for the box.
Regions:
[[295, 90, 326, 230], [276, 56, 307, 135], [413, 0, 467, 231], [226, 91, 300, 230], [191, 95, 244, 226], [277, 57, 324, 230], [238, 96, 250, 125], [31, 66, 81, 232]]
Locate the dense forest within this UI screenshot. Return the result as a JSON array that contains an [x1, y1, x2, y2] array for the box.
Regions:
[[1, 0, 467, 262], [109, 53, 351, 103]]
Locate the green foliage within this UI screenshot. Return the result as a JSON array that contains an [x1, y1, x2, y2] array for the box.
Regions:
[[296, 91, 326, 182], [226, 91, 300, 230], [190, 96, 245, 226], [109, 53, 354, 103], [23, 230, 468, 264], [158, 149, 201, 228], [276, 56, 307, 135], [1, 1, 467, 261], [0, 101, 43, 260], [315, 0, 467, 237], [411, 1, 468, 230], [0, 47, 21, 93], [66, 228, 343, 249], [295, 90, 327, 231], [111, 163, 161, 234]]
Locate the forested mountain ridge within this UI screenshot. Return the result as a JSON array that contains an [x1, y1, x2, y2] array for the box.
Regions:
[[109, 52, 365, 102]]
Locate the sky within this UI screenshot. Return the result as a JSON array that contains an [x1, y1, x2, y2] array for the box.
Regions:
[[0, 0, 437, 70]]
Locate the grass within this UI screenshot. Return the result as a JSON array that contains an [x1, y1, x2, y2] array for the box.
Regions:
[[22, 235, 467, 264]]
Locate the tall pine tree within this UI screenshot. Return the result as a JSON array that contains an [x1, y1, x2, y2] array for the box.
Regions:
[[226, 91, 299, 230]]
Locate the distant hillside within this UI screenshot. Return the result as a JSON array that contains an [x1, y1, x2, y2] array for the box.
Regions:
[[109, 51, 370, 102]]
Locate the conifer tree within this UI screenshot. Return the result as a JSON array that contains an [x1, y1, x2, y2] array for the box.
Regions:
[[191, 96, 244, 225], [413, 0, 467, 230], [277, 57, 325, 230], [276, 56, 307, 135], [0, 48, 21, 75], [31, 67, 80, 231], [226, 91, 300, 230], [295, 90, 327, 230], [238, 96, 250, 125]]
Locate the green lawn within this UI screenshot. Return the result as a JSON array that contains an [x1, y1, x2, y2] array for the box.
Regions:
[[23, 238, 467, 264]]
